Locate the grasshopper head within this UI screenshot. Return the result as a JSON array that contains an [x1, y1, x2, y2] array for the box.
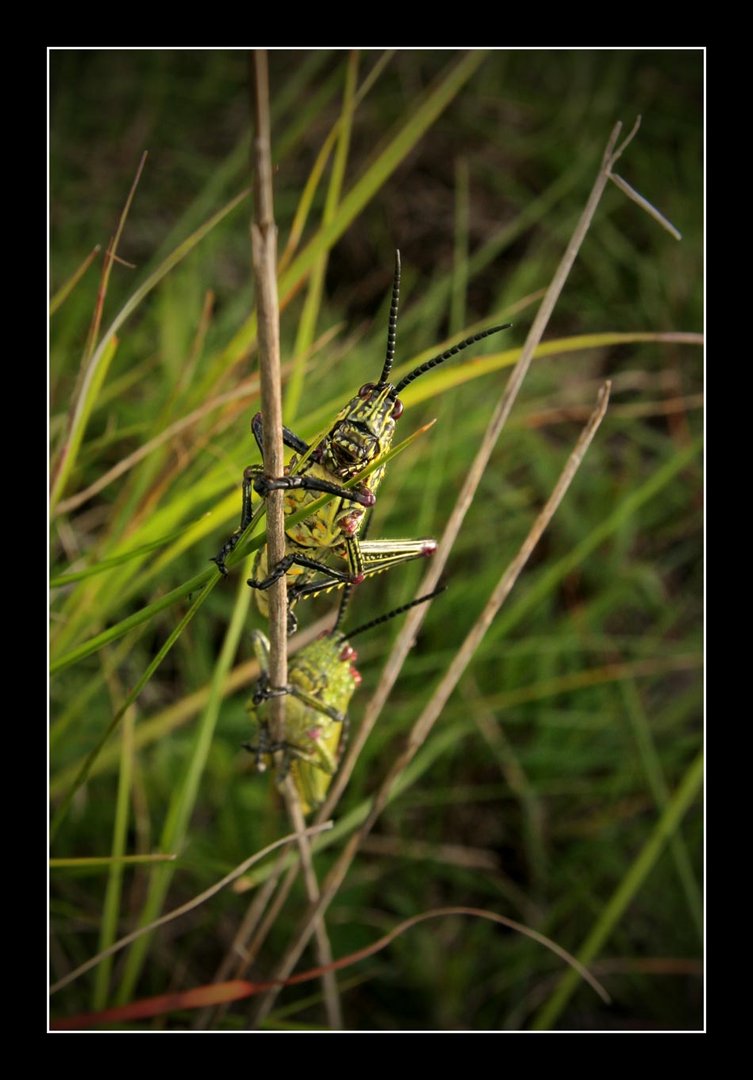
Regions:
[[322, 382, 403, 478]]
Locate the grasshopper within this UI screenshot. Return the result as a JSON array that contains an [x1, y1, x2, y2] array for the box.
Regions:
[[212, 251, 510, 628], [213, 410, 438, 631], [245, 586, 444, 814]]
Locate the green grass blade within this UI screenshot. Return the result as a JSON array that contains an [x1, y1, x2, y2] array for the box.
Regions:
[[492, 438, 702, 641], [50, 187, 250, 510], [114, 565, 253, 1002], [50, 245, 101, 316], [279, 51, 487, 302], [50, 523, 193, 586], [620, 679, 703, 940], [209, 52, 487, 373], [50, 652, 701, 801], [50, 568, 216, 674], [530, 749, 703, 1030], [279, 51, 392, 276], [50, 329, 700, 672], [92, 704, 135, 1009], [50, 335, 118, 511], [394, 331, 704, 408], [450, 157, 470, 335], [50, 854, 177, 870], [50, 636, 139, 752], [50, 577, 216, 840]]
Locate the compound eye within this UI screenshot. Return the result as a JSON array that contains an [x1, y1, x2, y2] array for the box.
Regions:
[[391, 397, 404, 419], [358, 382, 375, 398]]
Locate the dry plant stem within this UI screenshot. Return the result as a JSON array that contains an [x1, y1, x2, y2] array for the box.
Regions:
[[242, 856, 301, 963], [608, 173, 682, 241], [251, 52, 287, 724], [194, 619, 339, 1029], [251, 50, 341, 1031], [281, 780, 342, 1028], [250, 380, 611, 1027], [377, 381, 611, 790], [319, 120, 628, 822], [250, 121, 631, 1024]]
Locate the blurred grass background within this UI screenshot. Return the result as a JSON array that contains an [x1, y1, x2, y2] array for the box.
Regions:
[[49, 49, 703, 1031]]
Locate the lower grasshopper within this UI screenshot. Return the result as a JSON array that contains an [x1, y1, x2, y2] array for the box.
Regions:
[[212, 252, 510, 630], [245, 586, 443, 814]]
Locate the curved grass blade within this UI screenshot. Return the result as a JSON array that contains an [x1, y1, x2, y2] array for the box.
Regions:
[[50, 576, 215, 840], [49, 244, 102, 316], [50, 522, 194, 587]]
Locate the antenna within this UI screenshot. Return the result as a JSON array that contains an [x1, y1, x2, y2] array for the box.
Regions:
[[377, 249, 401, 387], [394, 324, 511, 394], [346, 586, 446, 640]]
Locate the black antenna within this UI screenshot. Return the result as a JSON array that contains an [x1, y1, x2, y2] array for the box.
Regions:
[[377, 249, 401, 387], [346, 586, 446, 641], [332, 582, 355, 636], [394, 323, 511, 394]]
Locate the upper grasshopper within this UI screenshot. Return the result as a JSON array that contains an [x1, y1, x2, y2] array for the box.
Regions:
[[212, 251, 510, 629]]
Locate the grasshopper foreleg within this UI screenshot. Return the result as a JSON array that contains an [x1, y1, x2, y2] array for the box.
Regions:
[[253, 471, 375, 509], [252, 411, 309, 457], [211, 465, 260, 575]]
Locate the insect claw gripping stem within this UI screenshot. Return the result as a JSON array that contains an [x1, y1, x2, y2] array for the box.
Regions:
[[252, 471, 376, 508], [252, 674, 293, 705], [210, 466, 258, 575]]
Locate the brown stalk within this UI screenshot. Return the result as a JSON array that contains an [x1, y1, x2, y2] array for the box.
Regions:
[[249, 51, 342, 1030]]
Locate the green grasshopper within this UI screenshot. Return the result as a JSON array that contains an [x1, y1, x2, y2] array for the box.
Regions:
[[245, 586, 444, 814], [212, 251, 510, 628]]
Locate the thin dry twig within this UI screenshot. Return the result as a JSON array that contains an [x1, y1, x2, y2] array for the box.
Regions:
[[603, 114, 682, 241], [250, 50, 342, 1030], [53, 899, 612, 1030], [251, 52, 286, 717], [608, 173, 682, 241], [49, 243, 102, 316], [318, 121, 628, 822]]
